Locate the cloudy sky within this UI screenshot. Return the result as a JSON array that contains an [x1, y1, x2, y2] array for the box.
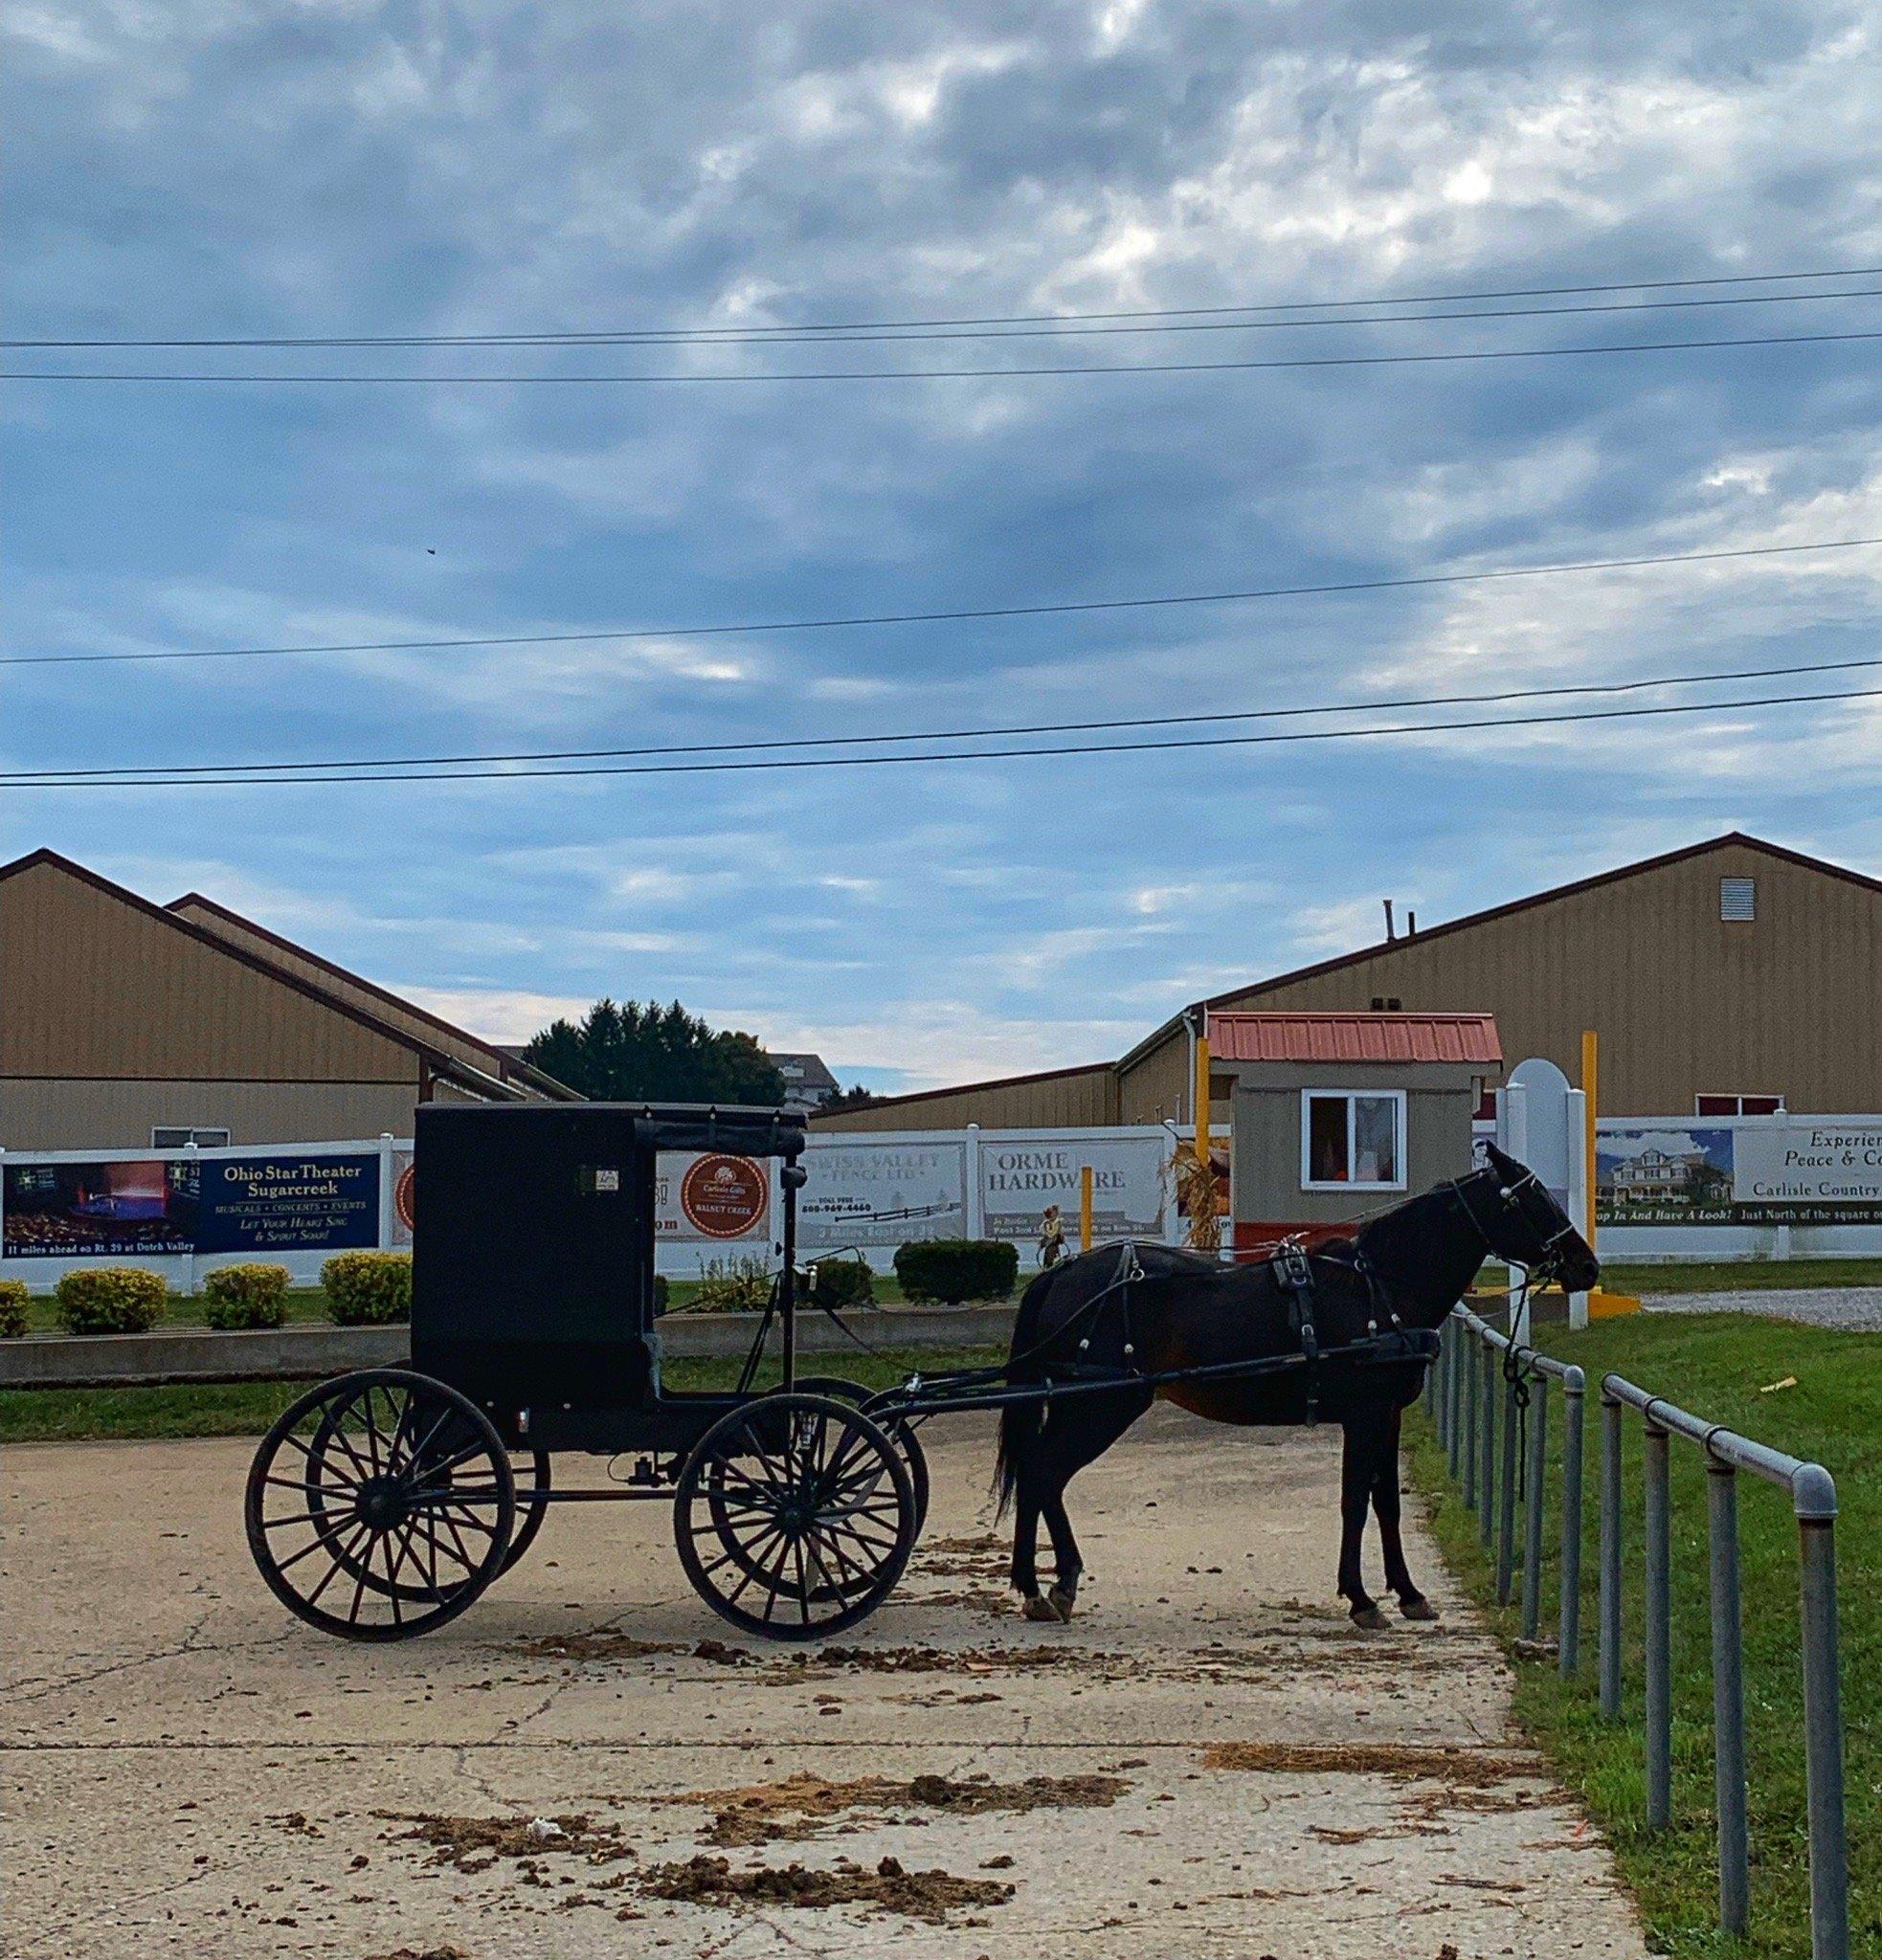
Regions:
[[5, 2, 1880, 1091]]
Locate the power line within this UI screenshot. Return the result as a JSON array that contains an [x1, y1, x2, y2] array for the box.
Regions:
[[10, 283, 1881, 351], [8, 325, 1880, 384], [10, 686, 1876, 791], [13, 653, 1879, 783], [7, 534, 1874, 670], [12, 263, 1882, 347]]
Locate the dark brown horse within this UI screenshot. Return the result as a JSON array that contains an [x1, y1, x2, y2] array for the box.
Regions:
[[995, 1145, 1599, 1627]]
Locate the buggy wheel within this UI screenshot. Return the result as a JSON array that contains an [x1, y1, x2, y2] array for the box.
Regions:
[[674, 1394, 914, 1640], [795, 1376, 930, 1537], [499, 1450, 552, 1577], [245, 1369, 515, 1641]]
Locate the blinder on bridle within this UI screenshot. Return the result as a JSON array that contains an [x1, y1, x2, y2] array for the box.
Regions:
[[1450, 1159, 1580, 1283]]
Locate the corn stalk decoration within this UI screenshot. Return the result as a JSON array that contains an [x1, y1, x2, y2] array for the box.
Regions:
[[1172, 1141, 1224, 1254]]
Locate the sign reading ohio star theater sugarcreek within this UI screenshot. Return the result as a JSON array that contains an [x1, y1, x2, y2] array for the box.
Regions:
[[1597, 1120, 1882, 1226], [197, 1153, 382, 1252]]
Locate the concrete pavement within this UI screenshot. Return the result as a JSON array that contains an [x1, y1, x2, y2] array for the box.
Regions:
[[2, 1406, 1648, 1959]]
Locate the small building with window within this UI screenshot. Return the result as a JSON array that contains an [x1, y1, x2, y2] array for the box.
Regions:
[[1209, 1010, 1501, 1257]]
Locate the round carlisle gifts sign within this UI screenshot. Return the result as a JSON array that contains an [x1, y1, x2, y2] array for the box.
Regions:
[[680, 1153, 770, 1238]]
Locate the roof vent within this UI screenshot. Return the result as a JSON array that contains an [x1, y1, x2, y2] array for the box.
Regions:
[[1719, 876, 1757, 922]]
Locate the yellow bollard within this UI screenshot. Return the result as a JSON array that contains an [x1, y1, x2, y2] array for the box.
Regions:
[[1079, 1165, 1094, 1251]]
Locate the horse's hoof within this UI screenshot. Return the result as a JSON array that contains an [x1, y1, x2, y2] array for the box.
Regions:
[[1046, 1585, 1078, 1622], [1400, 1594, 1442, 1622], [1022, 1592, 1068, 1624], [1350, 1604, 1391, 1633]]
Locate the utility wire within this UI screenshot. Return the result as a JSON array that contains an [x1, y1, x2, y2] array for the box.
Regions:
[[13, 653, 1879, 783], [6, 534, 1874, 670], [9, 284, 1881, 351], [12, 262, 1882, 347], [8, 325, 1881, 383], [10, 687, 1875, 791]]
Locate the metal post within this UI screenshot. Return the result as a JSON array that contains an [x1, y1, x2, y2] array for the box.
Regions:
[[1446, 1324, 1465, 1478], [1795, 1477, 1848, 1960], [1600, 1392, 1624, 1720], [1644, 1419, 1672, 1831], [1461, 1326, 1478, 1509], [1558, 1369, 1585, 1675], [1522, 1376, 1548, 1641], [1478, 1340, 1497, 1546], [1706, 1461, 1749, 1937], [1496, 1367, 1520, 1604]]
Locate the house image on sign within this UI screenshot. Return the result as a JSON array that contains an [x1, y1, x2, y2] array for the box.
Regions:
[[1603, 1143, 1728, 1208]]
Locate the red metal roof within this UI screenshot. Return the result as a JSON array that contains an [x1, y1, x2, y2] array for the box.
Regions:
[[1206, 1011, 1502, 1066]]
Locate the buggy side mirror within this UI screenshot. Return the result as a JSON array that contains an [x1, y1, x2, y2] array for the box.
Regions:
[[780, 1163, 808, 1190]]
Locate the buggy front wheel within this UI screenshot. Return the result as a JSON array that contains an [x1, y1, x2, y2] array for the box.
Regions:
[[245, 1369, 515, 1641], [674, 1394, 915, 1639]]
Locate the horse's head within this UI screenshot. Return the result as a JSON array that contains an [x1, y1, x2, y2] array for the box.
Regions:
[[1460, 1144, 1601, 1293]]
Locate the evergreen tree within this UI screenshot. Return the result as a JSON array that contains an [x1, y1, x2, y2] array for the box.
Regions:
[[522, 999, 785, 1104]]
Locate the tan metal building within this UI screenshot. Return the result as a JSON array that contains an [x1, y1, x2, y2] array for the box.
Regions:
[[815, 834, 1882, 1130], [0, 850, 579, 1149]]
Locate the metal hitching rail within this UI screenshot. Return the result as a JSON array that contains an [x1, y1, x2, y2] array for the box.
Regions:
[[1425, 1308, 1850, 1960]]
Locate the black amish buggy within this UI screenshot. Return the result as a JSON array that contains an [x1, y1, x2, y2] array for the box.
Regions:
[[244, 1103, 1592, 1644], [245, 1102, 934, 1643]]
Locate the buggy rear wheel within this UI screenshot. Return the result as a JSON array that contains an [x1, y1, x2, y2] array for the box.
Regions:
[[245, 1369, 515, 1641], [674, 1393, 915, 1639]]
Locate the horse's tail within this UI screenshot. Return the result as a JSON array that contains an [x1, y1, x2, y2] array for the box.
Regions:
[[994, 1264, 1059, 1518]]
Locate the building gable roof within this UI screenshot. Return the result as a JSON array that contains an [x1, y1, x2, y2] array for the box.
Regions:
[[0, 847, 527, 1100], [165, 887, 579, 1101], [1117, 831, 1882, 1074]]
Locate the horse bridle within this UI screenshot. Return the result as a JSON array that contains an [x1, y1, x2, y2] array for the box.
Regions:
[[1447, 1162, 1579, 1283]]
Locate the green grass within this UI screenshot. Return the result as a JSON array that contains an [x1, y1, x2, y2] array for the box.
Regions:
[[1405, 1313, 1879, 1960], [0, 1345, 1006, 1444]]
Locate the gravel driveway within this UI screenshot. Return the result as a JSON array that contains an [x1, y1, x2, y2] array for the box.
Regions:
[[1643, 1287, 1882, 1331]]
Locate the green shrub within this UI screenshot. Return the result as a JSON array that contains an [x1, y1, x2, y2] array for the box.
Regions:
[[55, 1267, 168, 1334], [892, 1239, 1019, 1304], [686, 1255, 773, 1314], [0, 1280, 28, 1340], [809, 1257, 874, 1310], [652, 1274, 670, 1315], [202, 1263, 290, 1330], [321, 1251, 412, 1325]]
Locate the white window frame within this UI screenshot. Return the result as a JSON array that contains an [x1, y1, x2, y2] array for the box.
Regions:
[[1299, 1088, 1408, 1192], [151, 1125, 231, 1148]]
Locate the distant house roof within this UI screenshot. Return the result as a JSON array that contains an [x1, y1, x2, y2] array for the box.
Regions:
[[771, 1051, 840, 1097], [1208, 1011, 1502, 1067]]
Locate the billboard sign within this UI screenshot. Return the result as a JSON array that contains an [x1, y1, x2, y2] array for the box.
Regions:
[[1, 1157, 200, 1258], [979, 1131, 1171, 1242], [798, 1140, 968, 1251], [196, 1152, 382, 1254], [1597, 1120, 1882, 1226]]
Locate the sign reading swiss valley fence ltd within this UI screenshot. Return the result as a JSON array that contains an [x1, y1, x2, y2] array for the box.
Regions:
[[798, 1140, 966, 1251], [979, 1130, 1171, 1240], [1597, 1118, 1882, 1226]]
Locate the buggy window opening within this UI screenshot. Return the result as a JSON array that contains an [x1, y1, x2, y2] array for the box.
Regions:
[[1299, 1089, 1407, 1192]]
